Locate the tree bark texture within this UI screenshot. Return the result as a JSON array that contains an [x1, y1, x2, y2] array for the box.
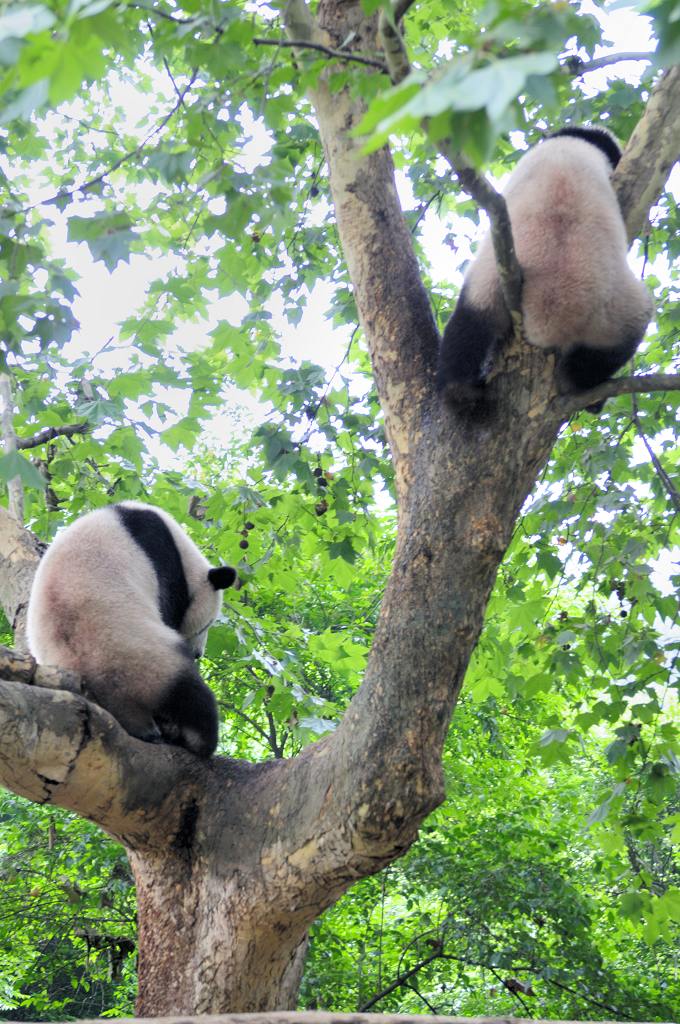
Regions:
[[0, 1, 678, 1016], [0, 506, 44, 651]]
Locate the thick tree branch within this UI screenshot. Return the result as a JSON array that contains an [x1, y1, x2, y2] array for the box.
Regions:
[[0, 645, 82, 693], [614, 64, 680, 242], [284, 0, 439, 491], [0, 675, 196, 841], [0, 641, 288, 864], [557, 373, 680, 417], [283, 0, 315, 43], [378, 1, 417, 84], [16, 422, 89, 450]]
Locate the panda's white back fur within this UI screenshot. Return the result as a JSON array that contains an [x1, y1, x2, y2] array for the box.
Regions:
[[26, 501, 228, 755], [464, 135, 651, 351]]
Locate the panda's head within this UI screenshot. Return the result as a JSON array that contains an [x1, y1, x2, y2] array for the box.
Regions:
[[183, 565, 238, 659]]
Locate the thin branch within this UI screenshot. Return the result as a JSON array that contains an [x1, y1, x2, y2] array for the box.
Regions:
[[0, 374, 24, 523], [491, 969, 532, 1018], [161, 55, 195, 109], [546, 976, 631, 1020], [253, 37, 387, 73], [564, 51, 653, 75], [296, 325, 359, 447], [632, 410, 680, 513], [16, 423, 89, 451], [559, 372, 680, 417], [26, 71, 199, 212], [265, 709, 286, 759], [359, 941, 542, 1014], [126, 2, 198, 25], [61, 112, 119, 138], [411, 189, 443, 234], [437, 145, 523, 323], [358, 949, 444, 1010], [406, 980, 440, 1014], [218, 700, 271, 745]]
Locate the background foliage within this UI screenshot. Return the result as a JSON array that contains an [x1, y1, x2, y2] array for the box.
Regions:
[[0, 0, 678, 1018]]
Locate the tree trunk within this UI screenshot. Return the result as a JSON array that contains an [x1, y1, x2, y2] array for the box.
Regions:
[[130, 850, 308, 1013], [0, 0, 678, 1016]]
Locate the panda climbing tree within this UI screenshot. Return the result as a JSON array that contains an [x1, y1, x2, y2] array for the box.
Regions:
[[0, 0, 678, 1018], [436, 126, 653, 405]]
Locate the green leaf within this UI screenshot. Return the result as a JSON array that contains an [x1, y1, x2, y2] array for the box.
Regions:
[[0, 451, 44, 489], [0, 79, 49, 125], [619, 890, 646, 921], [67, 212, 137, 270], [328, 538, 357, 564]]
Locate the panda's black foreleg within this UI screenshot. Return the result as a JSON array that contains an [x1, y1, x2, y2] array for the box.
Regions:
[[559, 338, 640, 394], [437, 293, 503, 404], [155, 664, 219, 758]]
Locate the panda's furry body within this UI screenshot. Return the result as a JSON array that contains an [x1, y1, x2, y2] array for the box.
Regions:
[[26, 501, 236, 758]]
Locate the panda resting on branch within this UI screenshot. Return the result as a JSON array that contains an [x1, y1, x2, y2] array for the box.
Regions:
[[26, 502, 237, 758], [436, 125, 653, 405]]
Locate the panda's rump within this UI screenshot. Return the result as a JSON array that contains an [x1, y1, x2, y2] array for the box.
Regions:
[[509, 164, 631, 350]]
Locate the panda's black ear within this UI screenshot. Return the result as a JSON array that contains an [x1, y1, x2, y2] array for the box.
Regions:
[[208, 566, 238, 591]]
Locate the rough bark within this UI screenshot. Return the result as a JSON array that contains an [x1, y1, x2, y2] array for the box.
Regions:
[[0, 1, 677, 1016], [0, 505, 44, 651], [614, 64, 680, 241]]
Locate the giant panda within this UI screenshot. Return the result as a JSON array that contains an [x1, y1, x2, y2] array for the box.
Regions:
[[436, 125, 653, 404], [26, 501, 237, 758]]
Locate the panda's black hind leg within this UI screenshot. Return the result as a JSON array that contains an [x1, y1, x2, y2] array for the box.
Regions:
[[559, 338, 640, 403], [437, 293, 504, 406], [89, 688, 163, 745], [154, 664, 219, 758]]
